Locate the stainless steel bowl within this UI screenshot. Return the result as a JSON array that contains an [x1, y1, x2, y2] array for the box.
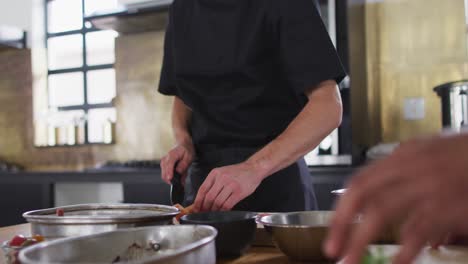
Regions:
[[19, 225, 217, 264], [257, 211, 333, 262], [23, 203, 179, 239]]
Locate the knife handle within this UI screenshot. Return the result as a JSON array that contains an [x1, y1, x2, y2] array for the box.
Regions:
[[171, 167, 185, 205], [171, 169, 183, 187]]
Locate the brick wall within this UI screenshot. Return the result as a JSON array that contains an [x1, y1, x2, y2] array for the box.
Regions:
[[0, 31, 174, 171]]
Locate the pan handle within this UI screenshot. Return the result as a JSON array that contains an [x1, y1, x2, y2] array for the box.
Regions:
[[171, 169, 183, 186], [170, 166, 185, 205]]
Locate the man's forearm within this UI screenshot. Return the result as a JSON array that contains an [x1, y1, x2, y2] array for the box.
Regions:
[[247, 80, 343, 180], [172, 97, 193, 144]]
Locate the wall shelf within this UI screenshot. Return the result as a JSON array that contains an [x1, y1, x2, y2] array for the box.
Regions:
[[84, 3, 170, 34]]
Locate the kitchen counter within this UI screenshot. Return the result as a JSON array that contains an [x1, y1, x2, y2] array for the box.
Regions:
[[3, 224, 468, 263]]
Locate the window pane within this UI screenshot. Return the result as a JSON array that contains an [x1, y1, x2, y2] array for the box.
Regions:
[[48, 72, 84, 107], [87, 69, 116, 104], [47, 0, 83, 33], [47, 110, 86, 146], [84, 0, 119, 16], [48, 34, 83, 70], [88, 108, 116, 143], [86, 30, 118, 65], [305, 128, 340, 165]]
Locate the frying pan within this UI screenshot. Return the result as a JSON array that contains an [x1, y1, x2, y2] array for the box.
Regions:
[[171, 168, 257, 257], [180, 211, 257, 258]]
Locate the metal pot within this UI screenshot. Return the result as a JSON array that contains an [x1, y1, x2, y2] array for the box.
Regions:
[[19, 225, 217, 264], [434, 81, 468, 131], [23, 203, 179, 240]]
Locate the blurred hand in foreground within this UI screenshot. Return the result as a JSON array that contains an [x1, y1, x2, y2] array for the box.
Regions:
[[325, 132, 468, 264]]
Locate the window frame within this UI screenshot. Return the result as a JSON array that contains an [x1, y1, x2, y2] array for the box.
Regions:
[[333, 0, 352, 156], [45, 0, 116, 145], [304, 0, 352, 166]]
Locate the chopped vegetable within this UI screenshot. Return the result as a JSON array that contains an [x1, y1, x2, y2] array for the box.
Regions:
[[32, 234, 45, 242], [5, 234, 45, 264], [9, 235, 27, 247], [20, 239, 37, 247], [174, 204, 195, 221], [361, 247, 391, 264], [56, 208, 64, 216]]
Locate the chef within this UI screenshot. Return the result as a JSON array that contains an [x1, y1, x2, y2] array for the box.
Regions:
[[158, 0, 346, 212]]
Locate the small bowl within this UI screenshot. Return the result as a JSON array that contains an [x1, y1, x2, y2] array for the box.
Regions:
[[257, 211, 334, 262], [180, 211, 257, 258], [2, 240, 23, 264]]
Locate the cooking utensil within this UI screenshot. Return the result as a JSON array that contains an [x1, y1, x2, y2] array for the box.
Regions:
[[19, 225, 217, 264], [257, 211, 334, 262], [22, 203, 179, 240], [331, 188, 346, 196], [180, 211, 257, 258], [170, 169, 185, 205]]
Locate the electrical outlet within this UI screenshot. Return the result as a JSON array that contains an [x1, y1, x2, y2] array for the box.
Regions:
[[403, 97, 425, 120]]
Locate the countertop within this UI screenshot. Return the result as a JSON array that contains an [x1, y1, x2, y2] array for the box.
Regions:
[[3, 224, 468, 263]]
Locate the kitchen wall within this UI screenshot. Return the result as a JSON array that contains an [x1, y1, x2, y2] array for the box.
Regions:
[[0, 49, 34, 167], [0, 0, 33, 47], [0, 0, 32, 32], [111, 31, 174, 162], [349, 0, 468, 147], [4, 0, 466, 169], [0, 31, 175, 171]]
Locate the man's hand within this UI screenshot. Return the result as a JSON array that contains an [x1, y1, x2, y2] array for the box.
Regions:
[[193, 162, 264, 212], [324, 133, 468, 264], [160, 140, 195, 185]]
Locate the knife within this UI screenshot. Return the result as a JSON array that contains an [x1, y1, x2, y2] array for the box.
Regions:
[[170, 168, 185, 205]]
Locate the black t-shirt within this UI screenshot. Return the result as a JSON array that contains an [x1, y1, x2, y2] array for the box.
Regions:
[[158, 0, 346, 151]]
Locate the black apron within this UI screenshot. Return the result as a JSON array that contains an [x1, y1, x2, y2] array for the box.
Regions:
[[183, 147, 318, 212]]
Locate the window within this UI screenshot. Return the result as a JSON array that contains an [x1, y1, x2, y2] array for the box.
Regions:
[[305, 0, 352, 166], [45, 0, 119, 145]]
